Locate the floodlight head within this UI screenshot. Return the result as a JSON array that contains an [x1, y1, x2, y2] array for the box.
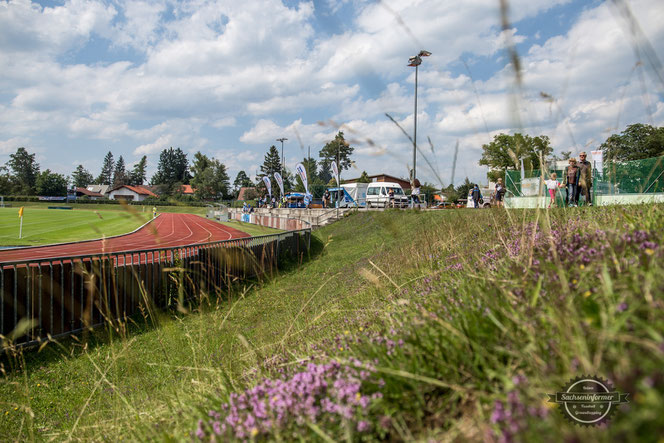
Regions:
[[419, 50, 432, 57], [408, 55, 421, 67]]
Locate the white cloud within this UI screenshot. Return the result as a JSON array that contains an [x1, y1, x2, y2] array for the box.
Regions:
[[111, 1, 166, 49], [0, 136, 31, 154], [134, 135, 174, 156], [0, 0, 116, 56], [212, 117, 236, 128]]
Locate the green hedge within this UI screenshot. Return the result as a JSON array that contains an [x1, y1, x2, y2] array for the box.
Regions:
[[1, 196, 209, 207]]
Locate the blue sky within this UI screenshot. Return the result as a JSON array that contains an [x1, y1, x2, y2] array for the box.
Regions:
[[1, 0, 663, 187]]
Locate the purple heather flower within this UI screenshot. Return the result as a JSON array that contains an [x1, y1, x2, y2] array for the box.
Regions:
[[195, 420, 206, 439]]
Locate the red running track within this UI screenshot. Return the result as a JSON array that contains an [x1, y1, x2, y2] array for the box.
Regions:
[[0, 213, 250, 264]]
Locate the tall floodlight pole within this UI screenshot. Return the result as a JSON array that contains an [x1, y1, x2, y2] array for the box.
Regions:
[[407, 50, 431, 183], [276, 137, 288, 179]]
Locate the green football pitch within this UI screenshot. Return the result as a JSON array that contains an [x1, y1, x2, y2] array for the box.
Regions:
[[0, 207, 152, 247]]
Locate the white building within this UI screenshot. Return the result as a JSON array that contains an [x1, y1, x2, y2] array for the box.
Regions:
[[108, 185, 158, 202]]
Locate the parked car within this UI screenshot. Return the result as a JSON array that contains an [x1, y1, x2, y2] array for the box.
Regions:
[[466, 197, 492, 208], [432, 201, 456, 209]]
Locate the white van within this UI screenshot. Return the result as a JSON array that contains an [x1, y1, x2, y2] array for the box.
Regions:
[[366, 182, 409, 208]]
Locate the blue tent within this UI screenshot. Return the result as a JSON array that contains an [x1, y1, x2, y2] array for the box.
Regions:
[[284, 193, 308, 208]]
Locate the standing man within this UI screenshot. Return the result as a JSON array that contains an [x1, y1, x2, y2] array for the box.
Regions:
[[576, 151, 593, 206], [323, 189, 330, 208], [152, 206, 157, 219], [471, 184, 482, 209]]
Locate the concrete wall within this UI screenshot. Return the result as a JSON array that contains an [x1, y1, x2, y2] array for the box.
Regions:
[[222, 208, 352, 230]]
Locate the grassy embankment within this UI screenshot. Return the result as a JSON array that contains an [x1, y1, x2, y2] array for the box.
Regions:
[[1, 206, 663, 441]]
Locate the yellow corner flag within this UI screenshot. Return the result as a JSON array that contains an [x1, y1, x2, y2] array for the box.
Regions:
[[18, 206, 24, 239]]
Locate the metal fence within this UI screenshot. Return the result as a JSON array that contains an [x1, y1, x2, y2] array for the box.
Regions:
[[1, 229, 310, 346], [505, 155, 664, 198]]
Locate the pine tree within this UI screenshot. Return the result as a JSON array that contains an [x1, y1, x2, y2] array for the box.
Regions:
[[112, 156, 127, 187], [129, 156, 147, 186], [97, 151, 114, 185], [233, 170, 252, 193], [151, 147, 191, 193], [319, 131, 355, 176], [257, 145, 281, 196], [71, 165, 94, 188], [357, 171, 371, 183], [7, 147, 40, 195]]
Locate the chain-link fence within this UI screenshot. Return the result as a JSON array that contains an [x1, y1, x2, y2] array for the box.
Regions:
[[505, 155, 664, 198]]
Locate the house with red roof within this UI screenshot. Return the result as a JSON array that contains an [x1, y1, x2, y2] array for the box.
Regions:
[[75, 187, 104, 199], [108, 185, 158, 202], [180, 184, 195, 195]]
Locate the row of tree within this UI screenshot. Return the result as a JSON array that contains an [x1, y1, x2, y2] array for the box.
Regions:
[[0, 131, 357, 200], [0, 148, 69, 196], [0, 146, 225, 198]]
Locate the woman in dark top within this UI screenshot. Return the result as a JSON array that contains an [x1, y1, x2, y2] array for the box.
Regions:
[[563, 158, 580, 207]]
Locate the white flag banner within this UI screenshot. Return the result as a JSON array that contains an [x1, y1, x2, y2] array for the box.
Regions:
[[591, 150, 604, 174], [274, 172, 284, 197], [295, 163, 309, 193], [262, 176, 272, 198], [331, 161, 340, 187]]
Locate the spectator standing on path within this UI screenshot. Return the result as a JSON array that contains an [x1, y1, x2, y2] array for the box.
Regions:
[[576, 151, 593, 206], [545, 173, 562, 208], [564, 158, 580, 207], [495, 178, 506, 208], [323, 189, 330, 208], [411, 178, 421, 206], [471, 184, 482, 209]]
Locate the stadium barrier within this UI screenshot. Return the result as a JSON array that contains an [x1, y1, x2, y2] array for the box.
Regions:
[[0, 229, 310, 347]]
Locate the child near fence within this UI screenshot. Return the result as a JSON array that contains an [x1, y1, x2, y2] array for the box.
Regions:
[[545, 173, 562, 208]]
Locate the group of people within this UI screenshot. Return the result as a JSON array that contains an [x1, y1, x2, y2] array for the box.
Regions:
[[241, 202, 254, 213], [258, 195, 299, 209], [470, 180, 506, 209], [544, 151, 593, 208], [257, 195, 280, 208]]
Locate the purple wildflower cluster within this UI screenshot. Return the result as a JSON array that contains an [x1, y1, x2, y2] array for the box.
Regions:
[[488, 376, 548, 443], [320, 324, 407, 358], [195, 360, 383, 440], [486, 220, 660, 275]]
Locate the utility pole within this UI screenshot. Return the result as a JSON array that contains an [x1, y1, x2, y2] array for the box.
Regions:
[[407, 50, 431, 183], [277, 137, 288, 179]]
